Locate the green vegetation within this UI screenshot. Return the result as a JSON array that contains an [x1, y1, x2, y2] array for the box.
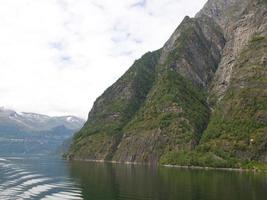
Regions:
[[160, 34, 267, 170], [111, 65, 210, 162], [199, 35, 267, 162], [123, 67, 209, 144], [160, 151, 236, 168], [250, 35, 265, 43], [160, 151, 267, 171], [68, 0, 267, 170], [69, 50, 162, 159]]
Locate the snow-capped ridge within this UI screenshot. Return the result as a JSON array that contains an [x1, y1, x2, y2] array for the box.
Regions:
[[0, 106, 85, 131]]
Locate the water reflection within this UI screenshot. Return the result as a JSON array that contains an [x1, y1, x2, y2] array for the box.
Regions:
[[1, 157, 267, 200], [70, 161, 267, 200]]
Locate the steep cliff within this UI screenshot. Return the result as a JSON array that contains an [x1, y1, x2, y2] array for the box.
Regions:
[[69, 0, 267, 169], [70, 51, 161, 160], [112, 16, 225, 163], [161, 0, 267, 168], [199, 0, 267, 166]]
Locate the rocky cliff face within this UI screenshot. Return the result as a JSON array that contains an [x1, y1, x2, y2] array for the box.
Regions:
[[71, 51, 161, 160], [69, 0, 267, 169], [199, 0, 267, 165], [198, 0, 266, 101], [112, 16, 225, 164]]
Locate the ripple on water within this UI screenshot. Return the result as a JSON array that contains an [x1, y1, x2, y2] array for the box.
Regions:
[[0, 157, 83, 200]]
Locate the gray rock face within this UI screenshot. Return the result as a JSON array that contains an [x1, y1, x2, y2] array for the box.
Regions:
[[69, 12, 226, 162], [196, 0, 250, 32], [69, 0, 267, 166], [70, 51, 161, 160], [200, 0, 267, 164], [198, 0, 267, 102], [160, 15, 225, 88], [111, 16, 226, 163]]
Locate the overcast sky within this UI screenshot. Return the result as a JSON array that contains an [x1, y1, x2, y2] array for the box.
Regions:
[[0, 0, 207, 119]]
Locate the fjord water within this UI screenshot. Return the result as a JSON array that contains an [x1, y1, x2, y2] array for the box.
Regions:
[[0, 156, 267, 200], [0, 156, 82, 199]]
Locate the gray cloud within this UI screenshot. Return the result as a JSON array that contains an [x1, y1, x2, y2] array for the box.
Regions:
[[0, 0, 207, 119]]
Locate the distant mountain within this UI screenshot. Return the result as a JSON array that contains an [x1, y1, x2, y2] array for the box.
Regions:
[[0, 107, 85, 155], [68, 0, 267, 170]]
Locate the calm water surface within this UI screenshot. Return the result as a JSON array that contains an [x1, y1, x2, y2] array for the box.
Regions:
[[0, 156, 267, 200]]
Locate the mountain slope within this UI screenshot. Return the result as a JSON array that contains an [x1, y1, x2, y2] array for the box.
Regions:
[[0, 107, 84, 133], [161, 0, 267, 168], [112, 16, 225, 163], [198, 0, 267, 165], [0, 107, 85, 155], [69, 0, 267, 169], [71, 51, 161, 160]]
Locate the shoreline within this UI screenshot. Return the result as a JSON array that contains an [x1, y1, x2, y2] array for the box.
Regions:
[[162, 164, 265, 172], [68, 158, 267, 173]]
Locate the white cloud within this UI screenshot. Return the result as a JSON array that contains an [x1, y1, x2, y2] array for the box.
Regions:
[[0, 0, 207, 119]]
